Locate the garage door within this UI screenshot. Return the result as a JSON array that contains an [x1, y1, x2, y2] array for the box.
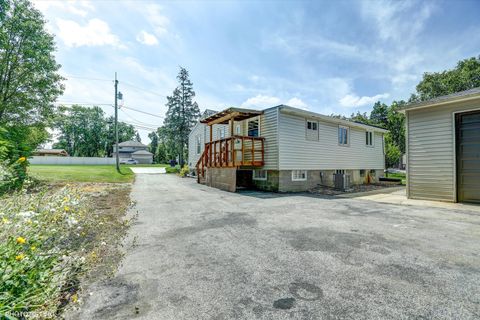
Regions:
[[456, 110, 480, 203]]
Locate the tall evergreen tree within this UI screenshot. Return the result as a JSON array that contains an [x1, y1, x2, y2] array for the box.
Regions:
[[148, 131, 159, 163], [164, 67, 201, 166]]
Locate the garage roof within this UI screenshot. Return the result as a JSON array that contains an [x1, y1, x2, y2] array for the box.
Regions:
[[401, 87, 480, 112]]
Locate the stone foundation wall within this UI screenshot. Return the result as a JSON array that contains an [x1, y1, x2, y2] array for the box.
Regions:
[[253, 169, 384, 192], [252, 170, 280, 192], [205, 167, 237, 192]]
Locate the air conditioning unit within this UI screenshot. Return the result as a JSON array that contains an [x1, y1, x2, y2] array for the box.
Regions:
[[334, 173, 351, 191]]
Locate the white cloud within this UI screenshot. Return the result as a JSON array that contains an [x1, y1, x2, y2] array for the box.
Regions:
[[286, 97, 308, 110], [136, 31, 159, 46], [33, 0, 94, 17], [360, 0, 435, 42], [241, 95, 308, 110], [242, 95, 281, 108], [339, 93, 390, 108], [145, 4, 170, 37], [56, 18, 122, 48]]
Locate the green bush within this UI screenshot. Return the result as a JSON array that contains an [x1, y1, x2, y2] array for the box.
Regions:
[[179, 165, 189, 177], [0, 126, 36, 194]]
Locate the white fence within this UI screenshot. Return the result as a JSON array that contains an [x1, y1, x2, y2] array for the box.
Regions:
[[29, 156, 115, 165]]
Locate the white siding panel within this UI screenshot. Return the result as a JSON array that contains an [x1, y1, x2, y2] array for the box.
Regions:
[[278, 112, 385, 170], [261, 108, 279, 169], [406, 100, 480, 201], [188, 122, 228, 168]]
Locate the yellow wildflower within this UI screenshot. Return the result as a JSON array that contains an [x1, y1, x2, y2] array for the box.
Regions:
[[15, 254, 25, 261], [64, 206, 70, 212], [18, 157, 26, 163], [16, 237, 26, 244], [71, 294, 78, 303], [30, 246, 37, 251], [2, 217, 8, 224]]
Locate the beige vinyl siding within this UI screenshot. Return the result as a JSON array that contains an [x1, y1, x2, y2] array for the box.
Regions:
[[188, 123, 228, 168], [406, 100, 480, 202], [278, 112, 384, 170], [235, 108, 279, 169], [260, 108, 279, 170]]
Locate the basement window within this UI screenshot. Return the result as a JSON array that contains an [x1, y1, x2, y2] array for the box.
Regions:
[[253, 170, 267, 181], [292, 170, 307, 181], [360, 169, 365, 177], [366, 131, 374, 146]]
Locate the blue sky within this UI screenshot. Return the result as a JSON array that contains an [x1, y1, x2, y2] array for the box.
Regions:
[[33, 0, 480, 142]]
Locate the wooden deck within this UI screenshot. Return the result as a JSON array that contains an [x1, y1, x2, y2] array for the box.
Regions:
[[196, 135, 264, 180]]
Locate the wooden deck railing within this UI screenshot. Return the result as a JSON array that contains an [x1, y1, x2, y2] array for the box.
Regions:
[[196, 135, 264, 180]]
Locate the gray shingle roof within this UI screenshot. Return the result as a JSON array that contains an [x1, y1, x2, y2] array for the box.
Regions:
[[402, 87, 480, 111], [117, 140, 147, 147], [132, 150, 153, 155]]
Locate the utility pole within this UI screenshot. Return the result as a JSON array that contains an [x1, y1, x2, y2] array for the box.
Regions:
[[114, 72, 120, 173]]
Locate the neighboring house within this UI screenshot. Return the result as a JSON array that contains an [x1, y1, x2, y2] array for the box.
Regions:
[[33, 149, 69, 157], [190, 105, 387, 192], [112, 140, 153, 164], [188, 109, 228, 168], [401, 88, 480, 203]]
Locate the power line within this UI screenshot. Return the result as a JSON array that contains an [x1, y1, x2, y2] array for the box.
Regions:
[[119, 108, 162, 128], [62, 74, 168, 98], [55, 102, 113, 106], [121, 81, 168, 98], [121, 105, 164, 119], [61, 74, 112, 82]]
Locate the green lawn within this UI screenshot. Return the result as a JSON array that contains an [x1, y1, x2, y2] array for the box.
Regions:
[[385, 172, 406, 185], [29, 165, 134, 183]]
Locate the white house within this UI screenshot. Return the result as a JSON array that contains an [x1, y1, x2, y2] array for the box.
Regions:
[[189, 105, 387, 192], [112, 140, 153, 164]]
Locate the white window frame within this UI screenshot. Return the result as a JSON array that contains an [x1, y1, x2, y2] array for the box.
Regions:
[[218, 127, 225, 139], [306, 119, 319, 141], [235, 124, 241, 135], [196, 135, 202, 154], [366, 131, 374, 147], [248, 118, 260, 137], [253, 169, 267, 181], [338, 125, 350, 146], [292, 170, 307, 181]]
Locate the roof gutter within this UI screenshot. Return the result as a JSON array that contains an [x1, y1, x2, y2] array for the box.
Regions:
[[400, 91, 480, 113], [278, 105, 389, 133]]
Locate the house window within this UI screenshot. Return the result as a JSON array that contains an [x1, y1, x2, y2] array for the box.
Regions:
[[306, 120, 319, 141], [292, 170, 307, 181], [338, 126, 349, 146], [218, 127, 225, 139], [336, 169, 345, 174], [235, 124, 241, 135], [253, 169, 267, 181], [307, 120, 317, 131], [366, 131, 374, 146], [360, 169, 365, 177], [248, 119, 259, 137], [196, 135, 201, 154]]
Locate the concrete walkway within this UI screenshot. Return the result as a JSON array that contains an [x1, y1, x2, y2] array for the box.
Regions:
[[356, 188, 480, 212], [129, 167, 166, 174], [69, 174, 480, 320]]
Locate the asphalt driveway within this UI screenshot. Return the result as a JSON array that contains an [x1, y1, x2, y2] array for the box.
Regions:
[[70, 174, 480, 319]]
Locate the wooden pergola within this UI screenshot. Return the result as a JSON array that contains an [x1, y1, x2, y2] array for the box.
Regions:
[[196, 108, 265, 180]]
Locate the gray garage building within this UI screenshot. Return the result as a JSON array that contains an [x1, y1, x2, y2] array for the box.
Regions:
[[402, 88, 480, 203]]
